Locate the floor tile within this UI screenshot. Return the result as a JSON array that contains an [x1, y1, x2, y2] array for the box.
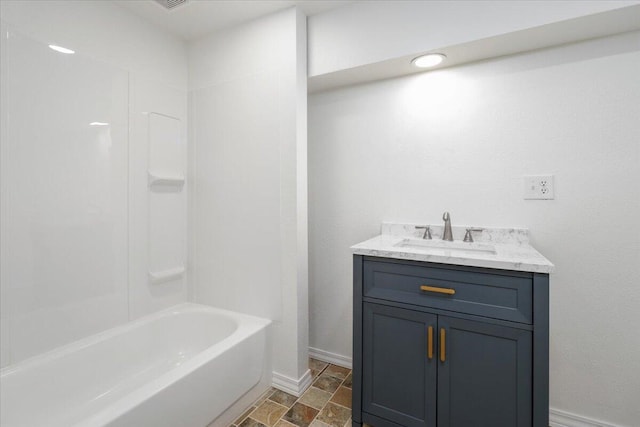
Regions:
[[234, 407, 256, 425], [341, 373, 352, 389], [255, 389, 276, 406], [315, 402, 351, 427], [282, 402, 319, 427], [269, 390, 298, 408], [323, 365, 350, 381], [250, 400, 289, 427], [309, 358, 329, 372], [312, 373, 343, 393], [228, 363, 353, 427], [299, 386, 332, 410], [239, 418, 268, 427], [330, 387, 351, 409]]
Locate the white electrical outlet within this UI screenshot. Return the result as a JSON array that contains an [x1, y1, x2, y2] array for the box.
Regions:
[[523, 175, 555, 200]]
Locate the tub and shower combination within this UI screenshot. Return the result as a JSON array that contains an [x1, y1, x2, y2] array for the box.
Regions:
[[0, 304, 271, 427]]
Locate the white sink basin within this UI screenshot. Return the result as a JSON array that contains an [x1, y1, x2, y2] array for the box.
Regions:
[[393, 238, 497, 255]]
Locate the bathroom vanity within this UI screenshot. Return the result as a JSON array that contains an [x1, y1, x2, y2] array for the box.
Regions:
[[351, 223, 554, 427]]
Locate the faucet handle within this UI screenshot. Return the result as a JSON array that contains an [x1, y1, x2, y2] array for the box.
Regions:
[[463, 228, 483, 243], [415, 225, 432, 240]]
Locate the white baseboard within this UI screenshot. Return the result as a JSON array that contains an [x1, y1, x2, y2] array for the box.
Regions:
[[272, 369, 313, 397], [308, 347, 352, 369], [550, 408, 620, 427]]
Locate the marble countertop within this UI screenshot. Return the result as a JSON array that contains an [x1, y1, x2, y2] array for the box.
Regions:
[[351, 222, 554, 274]]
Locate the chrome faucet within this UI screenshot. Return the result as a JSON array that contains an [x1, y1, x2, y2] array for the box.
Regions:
[[442, 212, 453, 241], [463, 228, 483, 243], [415, 225, 432, 239]]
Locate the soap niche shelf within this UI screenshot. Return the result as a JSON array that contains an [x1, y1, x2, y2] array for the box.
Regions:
[[148, 171, 185, 188], [147, 111, 185, 287], [148, 266, 185, 285]]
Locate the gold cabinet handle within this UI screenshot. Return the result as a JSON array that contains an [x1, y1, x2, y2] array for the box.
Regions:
[[427, 326, 433, 359], [420, 285, 456, 295], [440, 328, 446, 362]]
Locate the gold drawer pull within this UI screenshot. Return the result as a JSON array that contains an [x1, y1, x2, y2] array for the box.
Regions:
[[420, 285, 456, 295], [427, 326, 433, 359], [440, 328, 446, 362]]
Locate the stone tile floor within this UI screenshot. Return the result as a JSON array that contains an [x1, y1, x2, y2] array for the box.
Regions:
[[230, 359, 352, 427]]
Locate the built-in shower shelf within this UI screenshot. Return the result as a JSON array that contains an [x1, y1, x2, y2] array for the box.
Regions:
[[148, 172, 185, 188], [148, 266, 185, 284]]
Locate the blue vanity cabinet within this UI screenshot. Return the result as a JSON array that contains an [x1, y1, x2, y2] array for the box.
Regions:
[[353, 256, 549, 427], [362, 303, 437, 427], [437, 316, 532, 427]]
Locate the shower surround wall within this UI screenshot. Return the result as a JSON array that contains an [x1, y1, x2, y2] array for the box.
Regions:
[[2, 2, 310, 400], [188, 7, 310, 395], [0, 0, 188, 368]]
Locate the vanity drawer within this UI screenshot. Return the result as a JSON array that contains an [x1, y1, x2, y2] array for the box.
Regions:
[[363, 258, 533, 323]]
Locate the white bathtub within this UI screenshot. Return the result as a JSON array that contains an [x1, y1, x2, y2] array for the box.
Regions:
[[0, 303, 271, 427]]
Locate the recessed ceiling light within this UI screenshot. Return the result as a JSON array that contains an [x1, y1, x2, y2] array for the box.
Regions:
[[49, 45, 75, 54], [411, 53, 446, 68], [90, 122, 109, 126], [154, 0, 189, 10]]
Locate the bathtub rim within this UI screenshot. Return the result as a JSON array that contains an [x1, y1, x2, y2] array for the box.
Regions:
[[1, 303, 272, 427], [1, 303, 270, 377]]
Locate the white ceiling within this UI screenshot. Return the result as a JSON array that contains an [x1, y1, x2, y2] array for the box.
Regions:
[[116, 0, 354, 41], [306, 4, 640, 92]]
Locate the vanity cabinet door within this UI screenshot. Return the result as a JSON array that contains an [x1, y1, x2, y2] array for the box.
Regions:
[[437, 316, 532, 427], [362, 303, 437, 427]]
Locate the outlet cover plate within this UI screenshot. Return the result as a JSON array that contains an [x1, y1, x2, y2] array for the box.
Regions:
[[524, 175, 555, 200]]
